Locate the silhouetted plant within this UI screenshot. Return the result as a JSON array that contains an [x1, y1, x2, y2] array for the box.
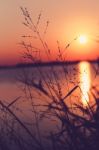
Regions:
[[18, 7, 99, 150]]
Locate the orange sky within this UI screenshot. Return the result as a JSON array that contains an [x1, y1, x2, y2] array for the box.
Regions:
[[0, 0, 99, 65]]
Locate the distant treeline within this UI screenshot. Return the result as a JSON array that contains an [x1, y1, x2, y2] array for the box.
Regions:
[[0, 59, 99, 69]]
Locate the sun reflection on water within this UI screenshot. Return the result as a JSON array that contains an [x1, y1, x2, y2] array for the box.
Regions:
[[79, 62, 91, 106]]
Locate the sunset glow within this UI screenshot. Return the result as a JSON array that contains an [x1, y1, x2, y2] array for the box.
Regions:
[[0, 0, 99, 64], [78, 35, 88, 45]]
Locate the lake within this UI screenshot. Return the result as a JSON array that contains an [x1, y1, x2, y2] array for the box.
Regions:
[[0, 61, 98, 105]]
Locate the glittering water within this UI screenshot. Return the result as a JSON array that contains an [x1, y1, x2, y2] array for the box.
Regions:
[[79, 62, 91, 106]]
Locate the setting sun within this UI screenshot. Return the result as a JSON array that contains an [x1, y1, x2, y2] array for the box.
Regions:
[[78, 35, 88, 44]]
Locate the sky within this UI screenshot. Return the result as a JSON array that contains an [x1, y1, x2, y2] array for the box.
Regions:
[[0, 0, 99, 65]]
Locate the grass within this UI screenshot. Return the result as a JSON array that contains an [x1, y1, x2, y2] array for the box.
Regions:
[[0, 6, 98, 150]]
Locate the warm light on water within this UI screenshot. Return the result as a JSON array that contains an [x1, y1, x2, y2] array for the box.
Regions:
[[79, 62, 91, 106]]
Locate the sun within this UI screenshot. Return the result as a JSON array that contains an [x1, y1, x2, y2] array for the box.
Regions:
[[78, 35, 88, 44]]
